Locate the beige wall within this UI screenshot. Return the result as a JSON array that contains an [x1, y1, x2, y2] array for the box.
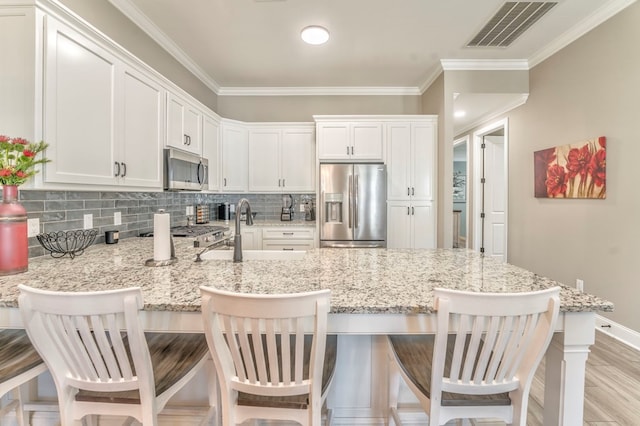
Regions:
[[456, 2, 640, 331], [216, 95, 422, 122], [421, 73, 446, 246], [59, 0, 217, 111]]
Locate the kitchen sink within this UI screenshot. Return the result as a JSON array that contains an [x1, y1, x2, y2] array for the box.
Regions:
[[199, 250, 307, 261]]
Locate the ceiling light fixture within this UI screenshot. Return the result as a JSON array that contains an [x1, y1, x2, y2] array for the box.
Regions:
[[301, 26, 329, 45]]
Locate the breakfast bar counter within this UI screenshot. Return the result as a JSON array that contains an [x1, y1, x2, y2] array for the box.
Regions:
[[0, 238, 614, 425]]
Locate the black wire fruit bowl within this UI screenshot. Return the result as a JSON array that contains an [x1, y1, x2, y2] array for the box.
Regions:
[[36, 229, 98, 259]]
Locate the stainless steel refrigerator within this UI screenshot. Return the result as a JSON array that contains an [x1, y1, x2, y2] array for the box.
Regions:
[[319, 163, 387, 248]]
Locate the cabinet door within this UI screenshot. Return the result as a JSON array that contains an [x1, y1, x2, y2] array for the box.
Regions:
[[119, 67, 163, 188], [351, 122, 383, 161], [240, 227, 262, 250], [386, 123, 412, 200], [386, 201, 412, 249], [411, 122, 436, 200], [317, 123, 350, 160], [248, 129, 280, 192], [412, 201, 436, 249], [183, 103, 202, 155], [203, 114, 220, 191], [43, 18, 118, 185], [166, 93, 202, 155], [221, 123, 248, 192], [281, 128, 315, 192]]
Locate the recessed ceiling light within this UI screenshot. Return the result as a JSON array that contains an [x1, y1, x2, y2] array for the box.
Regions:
[[454, 110, 466, 118], [301, 26, 329, 45]]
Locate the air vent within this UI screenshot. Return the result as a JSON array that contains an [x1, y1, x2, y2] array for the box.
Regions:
[[467, 2, 557, 48]]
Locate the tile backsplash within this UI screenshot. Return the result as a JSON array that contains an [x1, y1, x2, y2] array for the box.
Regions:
[[10, 190, 315, 258]]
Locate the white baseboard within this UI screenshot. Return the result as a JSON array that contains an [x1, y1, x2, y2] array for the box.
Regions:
[[595, 314, 640, 351]]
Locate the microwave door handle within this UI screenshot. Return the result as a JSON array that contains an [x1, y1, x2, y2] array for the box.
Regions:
[[197, 161, 205, 188]]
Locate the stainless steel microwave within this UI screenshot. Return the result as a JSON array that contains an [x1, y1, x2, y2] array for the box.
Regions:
[[163, 148, 208, 191]]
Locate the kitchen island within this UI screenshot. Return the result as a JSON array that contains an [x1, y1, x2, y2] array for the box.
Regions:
[[0, 238, 613, 425]]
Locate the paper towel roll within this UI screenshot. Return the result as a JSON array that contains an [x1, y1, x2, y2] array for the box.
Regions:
[[153, 211, 171, 261]]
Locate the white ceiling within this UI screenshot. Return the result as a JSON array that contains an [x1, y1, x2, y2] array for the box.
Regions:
[[108, 0, 633, 128]]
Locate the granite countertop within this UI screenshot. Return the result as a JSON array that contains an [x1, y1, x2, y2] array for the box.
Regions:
[[0, 238, 613, 314]]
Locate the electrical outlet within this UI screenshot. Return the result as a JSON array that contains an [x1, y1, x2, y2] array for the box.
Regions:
[[576, 278, 584, 293], [114, 211, 122, 226], [27, 218, 40, 237], [230, 204, 235, 213], [84, 214, 93, 230]]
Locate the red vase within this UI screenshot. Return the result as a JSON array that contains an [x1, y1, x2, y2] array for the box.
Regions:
[[0, 185, 28, 275]]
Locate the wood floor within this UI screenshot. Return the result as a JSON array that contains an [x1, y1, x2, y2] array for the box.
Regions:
[[524, 330, 640, 426]]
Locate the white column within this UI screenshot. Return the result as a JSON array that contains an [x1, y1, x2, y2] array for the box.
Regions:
[[543, 312, 595, 426]]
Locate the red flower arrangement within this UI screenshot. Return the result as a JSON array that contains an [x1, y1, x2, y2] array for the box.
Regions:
[[534, 137, 606, 199], [0, 135, 49, 186]]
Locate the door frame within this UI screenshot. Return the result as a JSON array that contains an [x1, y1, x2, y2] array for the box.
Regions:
[[453, 136, 469, 248], [472, 118, 509, 261]]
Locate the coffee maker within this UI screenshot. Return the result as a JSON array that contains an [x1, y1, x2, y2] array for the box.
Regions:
[[280, 194, 294, 221]]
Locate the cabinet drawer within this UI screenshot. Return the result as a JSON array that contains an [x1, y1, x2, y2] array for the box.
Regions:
[[262, 228, 314, 240], [262, 240, 315, 251]]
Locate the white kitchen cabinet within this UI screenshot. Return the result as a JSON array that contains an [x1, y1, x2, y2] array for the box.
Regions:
[[202, 113, 220, 191], [387, 200, 435, 249], [239, 226, 262, 250], [221, 120, 249, 192], [43, 17, 163, 188], [386, 121, 436, 201], [316, 119, 383, 161], [166, 92, 202, 156], [261, 227, 315, 251], [248, 125, 315, 192]]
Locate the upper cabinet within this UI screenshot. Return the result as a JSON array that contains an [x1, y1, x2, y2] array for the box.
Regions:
[[202, 113, 220, 192], [166, 92, 202, 156], [220, 120, 249, 192], [386, 120, 436, 201], [248, 125, 315, 193], [43, 17, 163, 188], [315, 118, 383, 161]]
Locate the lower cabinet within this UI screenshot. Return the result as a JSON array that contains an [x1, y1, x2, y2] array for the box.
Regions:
[[261, 227, 315, 251], [387, 201, 435, 249], [239, 227, 262, 250]]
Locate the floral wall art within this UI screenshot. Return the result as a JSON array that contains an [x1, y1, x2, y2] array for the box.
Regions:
[[534, 136, 606, 199]]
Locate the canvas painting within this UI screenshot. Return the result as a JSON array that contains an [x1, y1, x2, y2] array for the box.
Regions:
[[534, 136, 606, 199]]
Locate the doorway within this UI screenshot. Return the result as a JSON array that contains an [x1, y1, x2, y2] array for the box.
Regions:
[[472, 118, 508, 261], [453, 136, 469, 248]]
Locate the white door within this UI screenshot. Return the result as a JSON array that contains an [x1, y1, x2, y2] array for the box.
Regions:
[[473, 119, 508, 262], [412, 201, 436, 249], [386, 123, 412, 200], [386, 201, 411, 249], [202, 114, 220, 191], [483, 135, 506, 260], [248, 129, 280, 191], [351, 123, 383, 160], [317, 123, 350, 160], [221, 123, 248, 192]]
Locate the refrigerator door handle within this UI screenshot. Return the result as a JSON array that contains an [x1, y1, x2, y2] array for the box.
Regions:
[[354, 174, 359, 229], [348, 175, 353, 229]]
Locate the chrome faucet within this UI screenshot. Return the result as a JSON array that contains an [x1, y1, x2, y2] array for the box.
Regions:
[[233, 198, 254, 262]]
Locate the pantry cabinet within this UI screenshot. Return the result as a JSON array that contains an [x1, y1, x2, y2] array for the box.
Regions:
[[248, 125, 315, 192], [387, 200, 435, 249], [43, 17, 162, 188], [315, 118, 383, 161]]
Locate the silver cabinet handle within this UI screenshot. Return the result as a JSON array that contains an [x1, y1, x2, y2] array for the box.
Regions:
[[407, 187, 410, 196], [114, 162, 120, 177], [283, 232, 294, 236], [351, 146, 354, 155], [407, 207, 410, 215], [412, 206, 415, 215], [223, 178, 227, 187], [121, 162, 126, 177], [282, 178, 285, 187], [347, 146, 350, 155], [283, 248, 294, 251], [412, 187, 415, 196]]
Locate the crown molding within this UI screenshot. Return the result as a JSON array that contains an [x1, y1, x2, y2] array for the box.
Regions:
[[108, 0, 220, 94], [528, 0, 638, 68], [418, 65, 444, 94], [441, 59, 530, 71], [217, 86, 422, 96]]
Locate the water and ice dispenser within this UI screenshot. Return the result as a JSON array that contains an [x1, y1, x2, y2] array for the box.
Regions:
[[324, 193, 343, 223]]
